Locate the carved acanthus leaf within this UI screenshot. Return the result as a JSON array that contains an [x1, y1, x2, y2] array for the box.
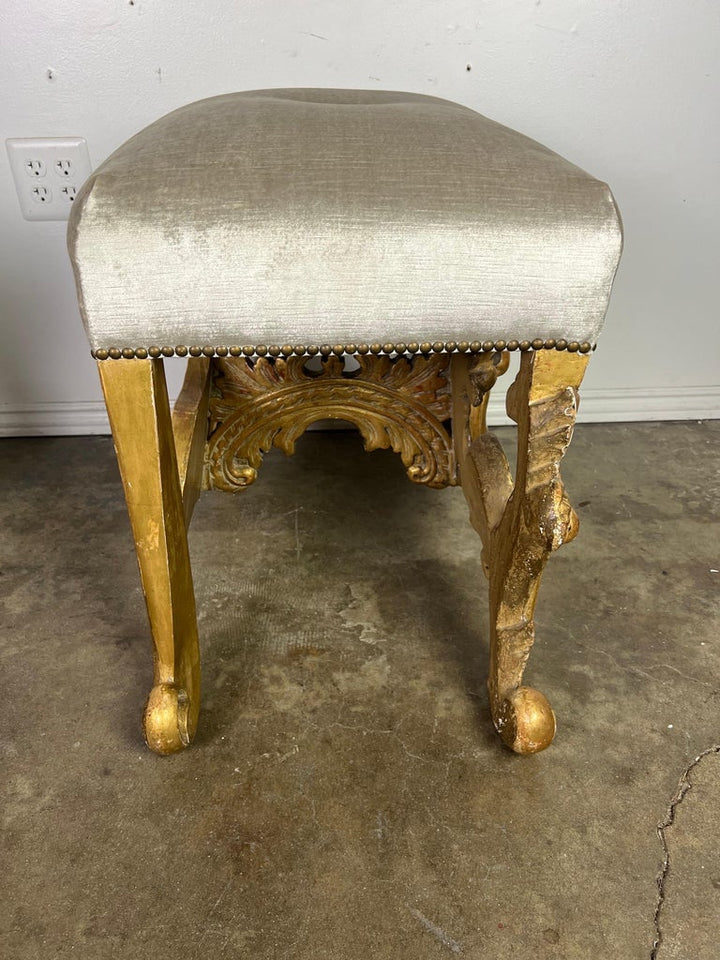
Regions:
[[204, 355, 456, 492]]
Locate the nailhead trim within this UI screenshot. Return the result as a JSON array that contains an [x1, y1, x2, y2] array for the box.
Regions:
[[92, 339, 595, 361]]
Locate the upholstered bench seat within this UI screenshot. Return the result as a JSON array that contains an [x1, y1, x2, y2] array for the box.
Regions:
[[68, 88, 622, 756], [69, 88, 621, 354]]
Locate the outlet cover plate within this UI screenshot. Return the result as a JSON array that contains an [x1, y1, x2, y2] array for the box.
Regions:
[[6, 137, 92, 221]]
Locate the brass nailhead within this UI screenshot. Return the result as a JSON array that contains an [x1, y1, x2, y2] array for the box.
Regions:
[[93, 334, 597, 361]]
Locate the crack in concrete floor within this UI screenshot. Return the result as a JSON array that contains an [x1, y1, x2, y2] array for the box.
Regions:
[[652, 745, 720, 958]]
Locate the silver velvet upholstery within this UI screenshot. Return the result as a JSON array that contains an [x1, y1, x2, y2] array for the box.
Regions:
[[68, 89, 622, 351]]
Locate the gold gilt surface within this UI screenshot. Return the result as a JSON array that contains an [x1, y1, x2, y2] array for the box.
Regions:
[[98, 350, 589, 755], [452, 350, 588, 753], [204, 354, 456, 492]]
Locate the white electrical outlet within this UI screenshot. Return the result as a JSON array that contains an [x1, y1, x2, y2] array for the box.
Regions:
[[6, 137, 92, 221]]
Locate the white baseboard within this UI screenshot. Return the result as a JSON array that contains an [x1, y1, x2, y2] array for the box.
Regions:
[[0, 401, 113, 436], [487, 384, 720, 426], [1, 386, 719, 437]]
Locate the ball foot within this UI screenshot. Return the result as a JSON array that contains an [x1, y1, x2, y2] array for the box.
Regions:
[[143, 683, 192, 755], [493, 686, 556, 755]]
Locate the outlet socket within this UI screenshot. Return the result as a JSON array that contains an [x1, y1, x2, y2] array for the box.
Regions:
[[26, 159, 46, 177], [6, 137, 91, 221]]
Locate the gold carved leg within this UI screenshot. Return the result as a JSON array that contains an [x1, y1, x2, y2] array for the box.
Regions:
[[99, 358, 203, 754], [452, 349, 588, 754]]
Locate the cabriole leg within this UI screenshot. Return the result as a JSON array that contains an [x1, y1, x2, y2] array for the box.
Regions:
[[453, 349, 588, 754], [98, 358, 201, 754]]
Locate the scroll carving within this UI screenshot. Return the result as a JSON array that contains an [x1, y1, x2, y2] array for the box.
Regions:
[[452, 350, 589, 754], [204, 355, 456, 492]]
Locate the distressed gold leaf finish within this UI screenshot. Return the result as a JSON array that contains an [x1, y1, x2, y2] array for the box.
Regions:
[[452, 350, 588, 753], [99, 348, 589, 756], [98, 358, 201, 755], [205, 355, 456, 492]]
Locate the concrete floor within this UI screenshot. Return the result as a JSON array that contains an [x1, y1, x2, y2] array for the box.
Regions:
[[1, 421, 718, 959]]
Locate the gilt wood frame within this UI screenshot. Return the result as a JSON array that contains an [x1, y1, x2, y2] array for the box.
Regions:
[[99, 348, 587, 755]]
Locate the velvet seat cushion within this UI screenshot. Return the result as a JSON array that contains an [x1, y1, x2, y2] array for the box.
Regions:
[[68, 88, 622, 353]]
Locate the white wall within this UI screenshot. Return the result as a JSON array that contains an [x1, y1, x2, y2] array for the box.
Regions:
[[1, 0, 718, 434]]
